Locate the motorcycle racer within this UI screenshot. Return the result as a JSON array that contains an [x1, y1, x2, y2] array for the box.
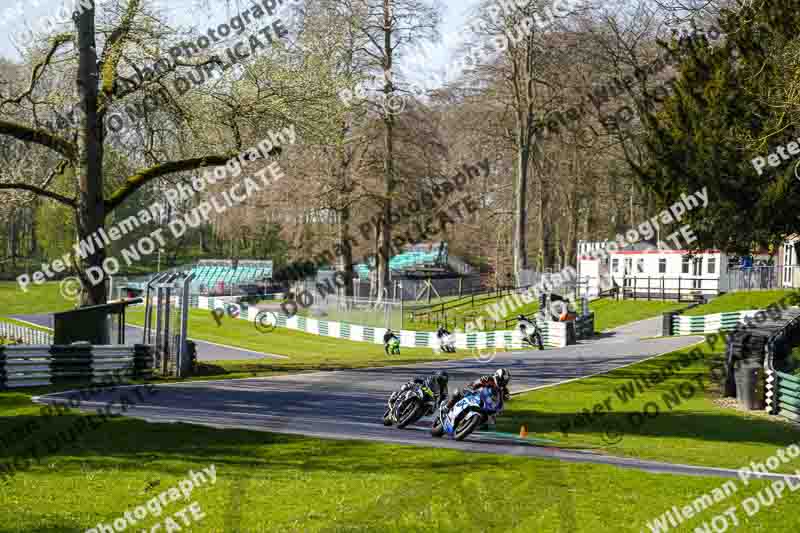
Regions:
[[444, 368, 511, 411], [385, 370, 450, 422], [383, 329, 400, 355], [436, 325, 456, 353]]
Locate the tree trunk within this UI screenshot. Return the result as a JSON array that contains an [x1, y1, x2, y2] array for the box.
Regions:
[[199, 225, 209, 253], [29, 206, 38, 257], [75, 5, 106, 306], [513, 147, 529, 284], [9, 211, 18, 269], [376, 0, 394, 303], [337, 206, 354, 298]]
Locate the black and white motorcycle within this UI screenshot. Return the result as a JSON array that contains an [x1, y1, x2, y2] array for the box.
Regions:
[[437, 331, 457, 353], [383, 383, 438, 428], [517, 315, 544, 350]]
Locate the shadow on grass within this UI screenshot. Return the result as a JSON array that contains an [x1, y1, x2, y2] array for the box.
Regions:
[[499, 406, 800, 449], [0, 411, 518, 479], [6, 524, 84, 533]]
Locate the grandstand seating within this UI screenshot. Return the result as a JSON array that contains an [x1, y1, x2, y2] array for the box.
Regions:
[[353, 243, 449, 279], [190, 261, 272, 291]]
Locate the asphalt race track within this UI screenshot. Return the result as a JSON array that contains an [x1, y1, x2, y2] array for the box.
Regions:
[[34, 318, 800, 481]]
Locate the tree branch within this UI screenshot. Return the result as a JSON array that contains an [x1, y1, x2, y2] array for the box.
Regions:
[[105, 154, 236, 211], [0, 181, 75, 207], [0, 33, 73, 111], [98, 0, 141, 107], [0, 120, 78, 159]]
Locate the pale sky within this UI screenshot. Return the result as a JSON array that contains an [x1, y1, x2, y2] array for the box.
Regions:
[[0, 0, 483, 88]]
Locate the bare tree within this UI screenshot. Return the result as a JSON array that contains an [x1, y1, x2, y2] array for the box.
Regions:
[[0, 1, 281, 304]]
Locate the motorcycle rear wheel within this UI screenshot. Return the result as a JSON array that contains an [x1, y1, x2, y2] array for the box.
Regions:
[[431, 416, 444, 437]]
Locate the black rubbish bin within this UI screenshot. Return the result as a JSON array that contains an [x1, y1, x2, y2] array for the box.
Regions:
[[734, 358, 764, 410], [662, 312, 679, 337], [186, 340, 197, 374]]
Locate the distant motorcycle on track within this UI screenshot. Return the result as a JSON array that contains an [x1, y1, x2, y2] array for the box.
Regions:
[[387, 337, 401, 355], [517, 315, 544, 350], [438, 333, 457, 353]]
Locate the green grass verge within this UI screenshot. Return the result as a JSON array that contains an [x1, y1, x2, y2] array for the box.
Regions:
[[683, 290, 799, 316], [500, 340, 800, 471], [1, 387, 799, 532], [404, 293, 516, 331], [587, 298, 687, 331], [508, 297, 685, 332], [0, 281, 76, 317]]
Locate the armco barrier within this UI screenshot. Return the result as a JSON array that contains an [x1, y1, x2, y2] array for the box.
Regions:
[[764, 311, 800, 420], [764, 365, 800, 422], [673, 309, 766, 335], [198, 299, 573, 348], [0, 322, 54, 345], [0, 345, 153, 389]]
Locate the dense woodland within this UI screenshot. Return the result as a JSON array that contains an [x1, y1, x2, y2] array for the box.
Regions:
[[0, 0, 796, 304]]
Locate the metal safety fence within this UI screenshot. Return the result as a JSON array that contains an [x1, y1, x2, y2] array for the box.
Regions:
[[0, 344, 153, 389], [0, 322, 53, 345]]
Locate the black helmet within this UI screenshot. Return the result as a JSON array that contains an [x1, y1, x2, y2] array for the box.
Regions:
[[434, 370, 449, 387]]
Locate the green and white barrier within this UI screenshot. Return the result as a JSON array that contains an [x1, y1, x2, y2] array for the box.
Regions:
[[196, 299, 571, 349], [673, 310, 767, 335]]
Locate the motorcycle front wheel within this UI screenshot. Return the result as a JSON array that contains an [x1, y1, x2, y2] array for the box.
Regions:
[[396, 399, 424, 429], [455, 414, 483, 441]]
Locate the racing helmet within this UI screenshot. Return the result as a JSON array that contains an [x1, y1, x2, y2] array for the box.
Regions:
[[494, 368, 510, 387]]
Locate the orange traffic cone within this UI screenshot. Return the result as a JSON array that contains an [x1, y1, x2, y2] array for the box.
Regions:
[[519, 425, 528, 438]]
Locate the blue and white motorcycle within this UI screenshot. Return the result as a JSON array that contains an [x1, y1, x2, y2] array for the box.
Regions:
[[431, 386, 503, 441]]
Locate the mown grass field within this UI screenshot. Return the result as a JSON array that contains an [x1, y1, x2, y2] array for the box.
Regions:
[[2, 385, 799, 533], [0, 281, 76, 316], [501, 339, 800, 471], [684, 289, 799, 316], [125, 308, 474, 377], [4, 283, 800, 530], [586, 298, 687, 331]]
